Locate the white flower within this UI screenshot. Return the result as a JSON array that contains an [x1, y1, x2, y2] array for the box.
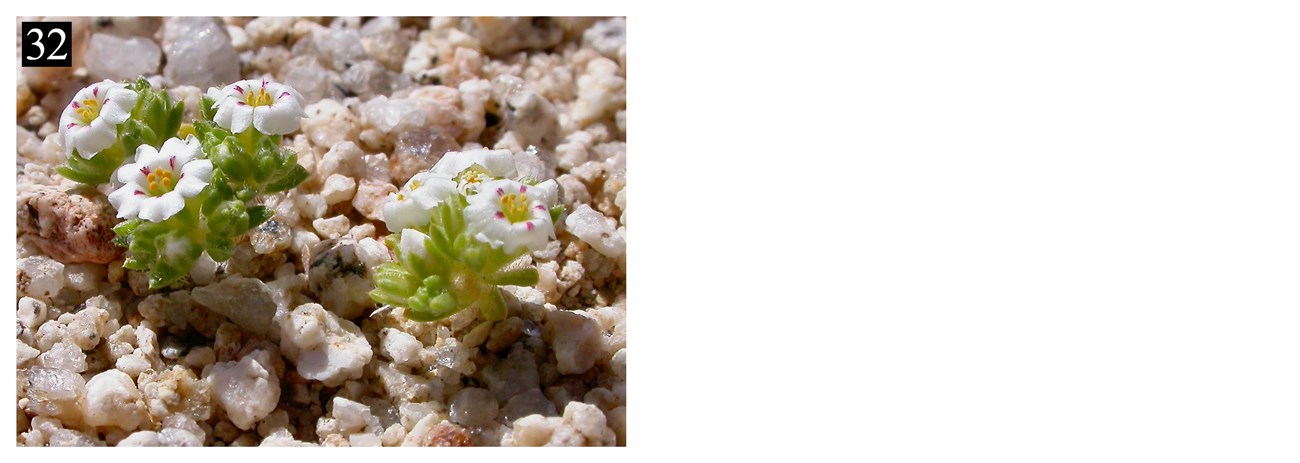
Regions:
[[382, 171, 457, 232], [463, 179, 559, 254], [58, 80, 138, 159], [398, 228, 433, 265], [107, 136, 213, 223], [430, 148, 518, 193], [206, 79, 306, 135]]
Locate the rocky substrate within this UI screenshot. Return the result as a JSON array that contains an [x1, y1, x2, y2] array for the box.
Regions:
[[16, 16, 627, 447]]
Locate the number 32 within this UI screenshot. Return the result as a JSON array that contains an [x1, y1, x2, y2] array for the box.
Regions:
[[26, 28, 68, 61]]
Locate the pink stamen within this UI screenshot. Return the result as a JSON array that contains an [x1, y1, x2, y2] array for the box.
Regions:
[[237, 101, 246, 106], [262, 80, 267, 89], [496, 188, 505, 196], [495, 211, 505, 219], [71, 102, 80, 109], [133, 190, 145, 196], [140, 166, 151, 175], [169, 157, 175, 169], [92, 87, 98, 97], [103, 98, 109, 104], [66, 123, 75, 129], [535, 205, 545, 211], [525, 222, 534, 231], [279, 91, 290, 99], [234, 86, 244, 94], [179, 173, 184, 179], [519, 185, 527, 193]]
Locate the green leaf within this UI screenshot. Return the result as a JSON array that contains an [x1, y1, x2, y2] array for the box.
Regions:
[[254, 154, 277, 183], [399, 233, 435, 276], [206, 236, 235, 262], [57, 143, 126, 186], [421, 274, 448, 293], [170, 101, 187, 135], [151, 231, 202, 288], [426, 226, 455, 261], [111, 219, 143, 247], [211, 140, 253, 182], [148, 263, 185, 290], [200, 96, 217, 121], [374, 266, 416, 296], [130, 221, 168, 240], [264, 163, 309, 193], [479, 246, 517, 274], [403, 307, 437, 323], [127, 232, 157, 256], [487, 267, 539, 287], [429, 292, 463, 319], [122, 258, 149, 271], [119, 119, 155, 155], [460, 245, 485, 272], [202, 177, 234, 214], [477, 288, 507, 322], [368, 289, 409, 309], [247, 206, 274, 229], [438, 202, 459, 237], [125, 77, 183, 146], [55, 164, 109, 185], [206, 200, 249, 238]]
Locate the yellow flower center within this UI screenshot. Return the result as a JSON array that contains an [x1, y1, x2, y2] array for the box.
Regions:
[[75, 98, 100, 122], [499, 193, 531, 223], [456, 165, 492, 188], [146, 168, 176, 196], [245, 87, 273, 107]]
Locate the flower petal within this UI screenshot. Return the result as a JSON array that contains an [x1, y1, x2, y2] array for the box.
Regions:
[[430, 149, 518, 178], [115, 159, 145, 185], [175, 160, 213, 197], [269, 83, 307, 113], [506, 221, 551, 254], [531, 179, 559, 207], [98, 87, 138, 125], [138, 191, 185, 223], [462, 200, 499, 226], [229, 105, 254, 133], [407, 175, 456, 209], [382, 195, 431, 232], [251, 101, 303, 135], [72, 120, 118, 159], [398, 228, 434, 268], [179, 157, 213, 180], [161, 135, 203, 166], [212, 97, 236, 128], [205, 86, 227, 103], [58, 118, 77, 158], [478, 149, 518, 178], [70, 86, 95, 105], [134, 143, 167, 168], [107, 184, 143, 219]]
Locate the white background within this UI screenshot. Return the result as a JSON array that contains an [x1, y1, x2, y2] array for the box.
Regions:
[[7, 1, 1300, 460]]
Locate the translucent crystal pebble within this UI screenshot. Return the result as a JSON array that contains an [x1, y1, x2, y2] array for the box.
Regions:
[[84, 33, 162, 81], [449, 387, 498, 427], [161, 17, 239, 88]]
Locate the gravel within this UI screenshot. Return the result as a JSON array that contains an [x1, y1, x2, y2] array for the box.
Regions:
[[16, 15, 626, 447]]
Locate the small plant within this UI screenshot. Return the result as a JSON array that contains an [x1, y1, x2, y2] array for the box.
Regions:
[[57, 77, 309, 289], [370, 149, 563, 322]]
